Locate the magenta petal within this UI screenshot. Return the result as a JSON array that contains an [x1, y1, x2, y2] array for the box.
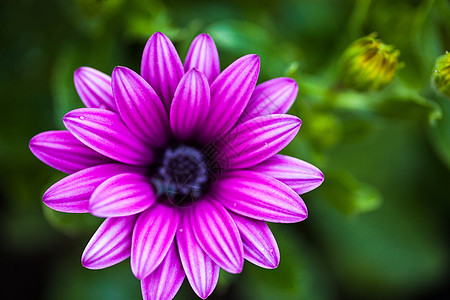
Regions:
[[82, 215, 137, 269], [74, 67, 117, 111], [219, 114, 301, 170], [191, 197, 243, 274], [43, 163, 141, 213], [184, 33, 220, 83], [200, 54, 260, 142], [170, 69, 211, 141], [29, 130, 111, 174], [63, 108, 154, 166], [141, 240, 185, 300], [230, 212, 280, 269], [177, 213, 219, 299], [112, 67, 170, 148], [212, 170, 307, 223], [141, 32, 184, 110], [249, 154, 324, 194], [239, 77, 298, 124], [131, 203, 179, 279], [89, 173, 156, 217]]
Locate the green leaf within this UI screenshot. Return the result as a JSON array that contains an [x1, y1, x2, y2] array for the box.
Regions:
[[236, 225, 333, 300], [206, 20, 301, 78], [428, 95, 450, 170], [322, 170, 382, 216], [46, 257, 141, 300], [42, 203, 100, 237]]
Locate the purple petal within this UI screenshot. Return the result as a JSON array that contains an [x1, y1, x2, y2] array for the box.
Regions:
[[74, 67, 117, 111], [89, 173, 156, 217], [82, 215, 137, 269], [199, 54, 260, 142], [141, 240, 185, 300], [29, 130, 111, 174], [177, 213, 219, 299], [112, 67, 170, 148], [141, 32, 184, 110], [249, 154, 324, 194], [184, 33, 220, 83], [218, 114, 301, 170], [170, 69, 211, 141], [43, 163, 141, 213], [191, 197, 243, 274], [238, 77, 298, 124], [211, 170, 307, 223], [131, 203, 179, 279], [63, 108, 154, 166], [230, 212, 280, 269]]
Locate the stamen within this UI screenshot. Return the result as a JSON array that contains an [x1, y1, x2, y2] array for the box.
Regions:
[[152, 145, 210, 206]]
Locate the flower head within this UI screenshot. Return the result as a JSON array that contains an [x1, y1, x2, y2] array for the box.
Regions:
[[29, 32, 324, 300], [339, 33, 400, 92], [433, 51, 450, 97]]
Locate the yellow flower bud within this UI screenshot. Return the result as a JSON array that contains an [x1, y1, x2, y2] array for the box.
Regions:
[[339, 33, 401, 92], [433, 52, 450, 97]]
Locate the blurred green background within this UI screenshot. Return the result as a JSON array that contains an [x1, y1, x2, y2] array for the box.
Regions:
[[1, 0, 449, 299]]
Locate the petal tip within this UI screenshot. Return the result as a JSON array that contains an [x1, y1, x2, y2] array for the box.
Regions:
[[246, 54, 260, 67], [81, 254, 94, 269], [112, 65, 127, 75], [73, 66, 89, 78]]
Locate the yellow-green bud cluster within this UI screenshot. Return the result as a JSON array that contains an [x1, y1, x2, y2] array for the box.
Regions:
[[433, 52, 450, 97], [339, 33, 400, 92]]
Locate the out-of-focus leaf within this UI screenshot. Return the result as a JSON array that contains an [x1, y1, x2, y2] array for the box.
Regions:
[[46, 255, 141, 300], [323, 170, 382, 216], [377, 81, 442, 124], [51, 36, 122, 125], [42, 185, 101, 237], [429, 95, 450, 170], [236, 225, 334, 300], [123, 0, 179, 39], [1, 209, 60, 254], [310, 191, 448, 299], [206, 20, 301, 78], [330, 80, 442, 124]]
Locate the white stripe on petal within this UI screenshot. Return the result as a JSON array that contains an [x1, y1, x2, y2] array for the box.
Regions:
[[82, 215, 137, 269], [141, 240, 185, 300]]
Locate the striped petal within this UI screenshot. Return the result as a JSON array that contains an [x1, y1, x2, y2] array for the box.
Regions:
[[82, 215, 137, 269], [212, 170, 307, 223], [192, 197, 243, 274], [112, 66, 170, 148], [184, 33, 220, 83], [131, 203, 179, 279], [74, 67, 116, 111], [239, 77, 298, 124], [218, 114, 301, 170], [230, 212, 280, 269], [177, 213, 219, 299], [170, 69, 210, 141], [199, 54, 260, 142], [63, 108, 154, 166], [29, 130, 111, 174], [43, 163, 140, 213], [89, 173, 156, 217], [249, 154, 324, 194], [141, 32, 184, 110], [141, 240, 185, 300]]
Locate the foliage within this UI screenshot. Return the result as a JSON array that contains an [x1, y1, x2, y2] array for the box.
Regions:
[[1, 0, 449, 299]]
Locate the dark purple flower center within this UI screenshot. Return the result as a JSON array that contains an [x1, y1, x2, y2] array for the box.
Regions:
[[151, 145, 212, 207]]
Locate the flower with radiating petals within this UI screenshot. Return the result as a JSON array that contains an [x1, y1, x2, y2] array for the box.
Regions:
[[29, 32, 324, 300]]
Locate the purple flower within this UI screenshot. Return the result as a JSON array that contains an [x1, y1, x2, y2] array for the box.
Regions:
[[29, 32, 324, 300]]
